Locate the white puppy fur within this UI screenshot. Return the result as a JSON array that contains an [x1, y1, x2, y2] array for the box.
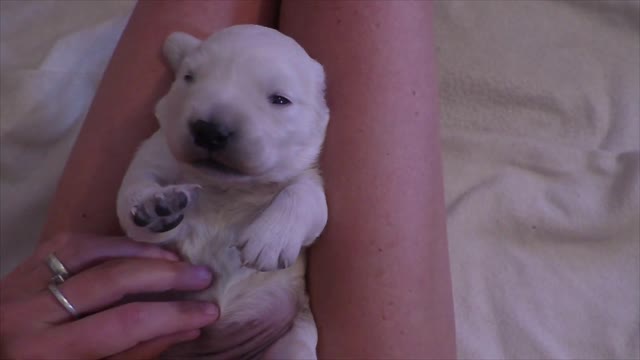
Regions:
[[116, 25, 329, 358]]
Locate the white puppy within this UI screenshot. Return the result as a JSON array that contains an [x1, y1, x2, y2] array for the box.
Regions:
[[116, 25, 329, 359]]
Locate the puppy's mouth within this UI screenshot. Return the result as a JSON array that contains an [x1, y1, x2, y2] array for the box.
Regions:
[[192, 157, 245, 176]]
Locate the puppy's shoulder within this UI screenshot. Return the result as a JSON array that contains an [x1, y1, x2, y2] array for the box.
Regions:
[[134, 130, 170, 159], [135, 130, 168, 155]]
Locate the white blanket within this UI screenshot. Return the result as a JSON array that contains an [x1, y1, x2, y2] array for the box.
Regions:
[[1, 1, 638, 359], [0, 0, 135, 275], [436, 1, 639, 359]]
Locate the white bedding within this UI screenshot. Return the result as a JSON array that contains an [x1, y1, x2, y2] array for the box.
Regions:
[[436, 1, 639, 359], [0, 0, 135, 275], [1, 1, 638, 359]]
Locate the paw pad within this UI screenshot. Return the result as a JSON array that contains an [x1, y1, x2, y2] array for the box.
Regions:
[[130, 185, 197, 233]]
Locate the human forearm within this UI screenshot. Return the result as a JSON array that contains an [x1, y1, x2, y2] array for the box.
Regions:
[[41, 0, 278, 241], [280, 1, 456, 358]]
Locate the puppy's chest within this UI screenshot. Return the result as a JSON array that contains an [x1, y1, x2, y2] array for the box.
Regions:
[[174, 185, 276, 291]]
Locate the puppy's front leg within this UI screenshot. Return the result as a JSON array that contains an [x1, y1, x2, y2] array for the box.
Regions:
[[237, 171, 328, 271], [117, 131, 198, 244]]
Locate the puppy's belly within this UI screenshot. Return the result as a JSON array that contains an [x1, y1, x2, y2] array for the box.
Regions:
[[165, 263, 304, 359]]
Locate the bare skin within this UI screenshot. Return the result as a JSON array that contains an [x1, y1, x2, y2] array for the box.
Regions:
[[280, 1, 456, 358], [0, 233, 218, 359], [3, 1, 281, 359], [41, 0, 278, 239], [30, 0, 456, 358]]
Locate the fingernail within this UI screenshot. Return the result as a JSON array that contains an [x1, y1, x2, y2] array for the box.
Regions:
[[189, 266, 213, 283], [198, 302, 219, 316]]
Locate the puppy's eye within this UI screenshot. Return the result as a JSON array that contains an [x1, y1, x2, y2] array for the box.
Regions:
[[184, 72, 194, 84], [269, 95, 291, 105]]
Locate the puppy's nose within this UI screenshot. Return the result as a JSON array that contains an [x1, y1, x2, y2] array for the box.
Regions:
[[190, 120, 232, 152]]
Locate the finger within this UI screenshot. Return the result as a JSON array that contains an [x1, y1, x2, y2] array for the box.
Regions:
[[33, 259, 213, 323], [44, 234, 179, 272], [2, 234, 178, 302], [27, 234, 179, 291], [42, 301, 218, 359], [108, 329, 200, 360]]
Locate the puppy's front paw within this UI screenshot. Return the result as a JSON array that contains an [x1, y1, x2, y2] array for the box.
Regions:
[[236, 221, 302, 272], [131, 184, 200, 233]]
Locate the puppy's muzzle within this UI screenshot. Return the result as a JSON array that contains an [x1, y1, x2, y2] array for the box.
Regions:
[[190, 119, 233, 152]]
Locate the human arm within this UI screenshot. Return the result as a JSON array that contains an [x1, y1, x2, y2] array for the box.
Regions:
[[40, 0, 278, 240], [280, 1, 457, 358]]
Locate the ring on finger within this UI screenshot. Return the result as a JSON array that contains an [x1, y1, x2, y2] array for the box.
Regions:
[[48, 283, 79, 318], [46, 253, 70, 284]]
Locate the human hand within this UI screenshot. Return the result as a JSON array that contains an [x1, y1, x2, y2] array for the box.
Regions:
[[0, 233, 218, 359]]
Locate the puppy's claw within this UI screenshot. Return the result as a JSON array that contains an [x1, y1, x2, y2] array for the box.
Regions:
[[176, 191, 189, 210], [132, 206, 151, 227], [181, 184, 202, 201]]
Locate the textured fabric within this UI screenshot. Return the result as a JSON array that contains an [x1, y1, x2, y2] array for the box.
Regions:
[[0, 0, 135, 276], [435, 1, 640, 359]]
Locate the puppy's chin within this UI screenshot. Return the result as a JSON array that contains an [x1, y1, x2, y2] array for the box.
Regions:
[[186, 159, 295, 187], [192, 158, 247, 177], [171, 145, 304, 186], [184, 157, 276, 187]]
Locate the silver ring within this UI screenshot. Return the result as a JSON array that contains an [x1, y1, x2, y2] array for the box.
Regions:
[[48, 283, 79, 318], [46, 253, 69, 283], [51, 274, 66, 284]]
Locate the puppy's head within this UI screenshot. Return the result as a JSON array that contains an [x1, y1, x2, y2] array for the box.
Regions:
[[155, 25, 329, 185]]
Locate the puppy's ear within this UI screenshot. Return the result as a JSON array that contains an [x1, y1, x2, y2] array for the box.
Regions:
[[155, 95, 170, 128], [163, 32, 201, 71], [309, 59, 329, 122]]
